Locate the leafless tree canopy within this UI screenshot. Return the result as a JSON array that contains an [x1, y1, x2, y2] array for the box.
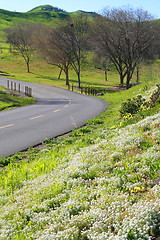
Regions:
[[6, 22, 36, 73], [34, 14, 89, 87], [93, 7, 155, 88], [68, 14, 90, 87]]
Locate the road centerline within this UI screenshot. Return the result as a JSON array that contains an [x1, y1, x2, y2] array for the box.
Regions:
[[30, 115, 44, 120], [0, 124, 14, 129], [64, 104, 69, 108], [53, 109, 61, 113]]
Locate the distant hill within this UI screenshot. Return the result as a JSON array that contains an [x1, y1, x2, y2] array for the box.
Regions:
[[0, 5, 98, 42], [28, 4, 66, 13], [0, 4, 98, 24]]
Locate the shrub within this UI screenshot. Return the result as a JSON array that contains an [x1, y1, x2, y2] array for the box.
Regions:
[[120, 95, 145, 117]]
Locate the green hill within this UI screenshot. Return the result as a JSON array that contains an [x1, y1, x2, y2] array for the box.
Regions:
[[0, 5, 97, 25], [28, 4, 66, 13], [0, 5, 97, 42], [0, 6, 68, 26]]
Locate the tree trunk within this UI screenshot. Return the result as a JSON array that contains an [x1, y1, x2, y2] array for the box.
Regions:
[[126, 72, 132, 89], [58, 69, 63, 79], [119, 74, 124, 88], [77, 71, 81, 88], [104, 70, 108, 81], [26, 61, 30, 73], [136, 65, 140, 83], [65, 67, 69, 86]]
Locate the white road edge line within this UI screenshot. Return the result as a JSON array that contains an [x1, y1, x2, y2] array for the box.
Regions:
[[71, 116, 77, 128]]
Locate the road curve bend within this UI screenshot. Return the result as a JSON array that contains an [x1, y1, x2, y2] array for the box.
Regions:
[[0, 77, 107, 157]]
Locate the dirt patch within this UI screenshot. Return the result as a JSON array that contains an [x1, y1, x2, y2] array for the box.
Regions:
[[106, 86, 125, 92]]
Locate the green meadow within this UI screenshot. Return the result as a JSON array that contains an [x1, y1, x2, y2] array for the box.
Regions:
[[0, 5, 159, 239]]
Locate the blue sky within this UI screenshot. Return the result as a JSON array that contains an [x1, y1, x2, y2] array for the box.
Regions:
[[0, 0, 160, 18]]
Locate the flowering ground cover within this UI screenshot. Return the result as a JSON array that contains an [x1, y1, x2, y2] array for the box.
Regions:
[[0, 84, 159, 239]]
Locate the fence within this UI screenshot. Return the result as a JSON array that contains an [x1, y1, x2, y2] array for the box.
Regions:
[[67, 84, 104, 96], [7, 80, 32, 97]]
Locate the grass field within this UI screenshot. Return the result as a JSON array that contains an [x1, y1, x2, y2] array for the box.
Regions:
[[0, 50, 159, 88]]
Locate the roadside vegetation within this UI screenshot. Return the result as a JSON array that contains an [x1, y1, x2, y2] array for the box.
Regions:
[[0, 4, 159, 240], [0, 76, 159, 239]]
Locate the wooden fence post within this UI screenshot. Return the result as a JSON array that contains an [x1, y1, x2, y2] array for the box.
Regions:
[[29, 87, 32, 97], [81, 86, 83, 94]]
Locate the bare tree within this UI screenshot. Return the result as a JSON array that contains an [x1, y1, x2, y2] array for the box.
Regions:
[[93, 51, 111, 81], [6, 22, 36, 73], [67, 14, 90, 88], [93, 7, 155, 89], [148, 21, 160, 59], [35, 15, 89, 87], [35, 23, 75, 85]]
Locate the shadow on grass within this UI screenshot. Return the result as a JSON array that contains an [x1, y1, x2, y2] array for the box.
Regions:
[[29, 72, 121, 92], [30, 72, 58, 81]]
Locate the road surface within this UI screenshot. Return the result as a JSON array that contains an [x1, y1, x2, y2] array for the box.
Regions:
[[0, 77, 107, 157]]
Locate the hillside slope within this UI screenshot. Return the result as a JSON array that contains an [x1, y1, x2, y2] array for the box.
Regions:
[[0, 85, 159, 239], [0, 5, 96, 26]]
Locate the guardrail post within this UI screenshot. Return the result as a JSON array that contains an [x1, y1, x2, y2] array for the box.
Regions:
[[29, 87, 32, 97], [81, 86, 83, 94], [24, 86, 28, 95], [7, 80, 9, 89]]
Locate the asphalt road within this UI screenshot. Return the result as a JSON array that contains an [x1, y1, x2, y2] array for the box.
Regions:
[[0, 77, 107, 157]]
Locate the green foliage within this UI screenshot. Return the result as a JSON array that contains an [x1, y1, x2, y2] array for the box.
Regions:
[[120, 95, 145, 117], [43, 138, 58, 146], [87, 117, 104, 125], [29, 5, 66, 13], [71, 126, 91, 137]]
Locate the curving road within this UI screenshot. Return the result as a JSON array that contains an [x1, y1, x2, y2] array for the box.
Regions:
[[0, 77, 107, 157]]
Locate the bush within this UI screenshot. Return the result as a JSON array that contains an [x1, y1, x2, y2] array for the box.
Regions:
[[120, 95, 145, 117]]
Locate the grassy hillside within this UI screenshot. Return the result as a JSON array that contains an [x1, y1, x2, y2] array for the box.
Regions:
[[0, 73, 159, 239], [0, 5, 97, 42]]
